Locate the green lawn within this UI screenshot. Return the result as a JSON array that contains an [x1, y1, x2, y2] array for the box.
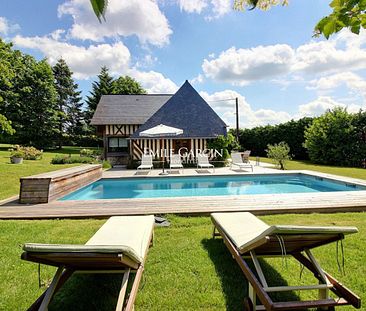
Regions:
[[256, 157, 366, 180], [0, 144, 99, 200], [1, 213, 365, 310], [1, 150, 366, 309]]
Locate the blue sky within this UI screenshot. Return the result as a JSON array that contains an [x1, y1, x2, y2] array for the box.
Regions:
[[1, 0, 366, 128]]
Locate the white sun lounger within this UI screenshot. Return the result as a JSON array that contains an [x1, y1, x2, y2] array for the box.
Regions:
[[230, 152, 253, 172], [22, 215, 155, 311], [169, 154, 184, 173], [137, 154, 153, 170], [211, 212, 361, 310], [197, 154, 215, 172]]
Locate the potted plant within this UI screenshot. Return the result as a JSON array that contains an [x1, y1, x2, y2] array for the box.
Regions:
[[10, 150, 25, 164]]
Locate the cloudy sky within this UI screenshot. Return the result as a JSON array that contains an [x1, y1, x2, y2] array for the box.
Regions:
[[1, 0, 366, 128]]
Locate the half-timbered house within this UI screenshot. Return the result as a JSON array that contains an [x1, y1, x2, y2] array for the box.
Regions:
[[91, 80, 227, 165]]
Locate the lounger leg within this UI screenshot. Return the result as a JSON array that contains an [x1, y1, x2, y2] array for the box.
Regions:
[[116, 269, 131, 311], [38, 266, 64, 311], [124, 265, 144, 311], [248, 283, 257, 310]]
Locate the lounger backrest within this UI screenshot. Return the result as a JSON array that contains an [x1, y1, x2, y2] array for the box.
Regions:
[[141, 154, 153, 165], [170, 154, 182, 165], [231, 153, 243, 164], [243, 151, 251, 162], [197, 154, 210, 164], [211, 212, 358, 254]]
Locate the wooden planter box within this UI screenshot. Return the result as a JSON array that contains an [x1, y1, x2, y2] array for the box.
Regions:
[[19, 164, 102, 204]]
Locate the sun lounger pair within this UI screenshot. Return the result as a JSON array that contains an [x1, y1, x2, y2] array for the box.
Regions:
[[22, 215, 154, 311], [22, 213, 361, 310], [211, 212, 361, 310]]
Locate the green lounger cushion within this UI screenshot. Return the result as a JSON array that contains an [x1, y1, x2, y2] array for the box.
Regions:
[[211, 212, 358, 253], [23, 215, 155, 263]]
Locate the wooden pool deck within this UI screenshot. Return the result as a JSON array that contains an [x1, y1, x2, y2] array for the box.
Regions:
[[1, 168, 366, 219]]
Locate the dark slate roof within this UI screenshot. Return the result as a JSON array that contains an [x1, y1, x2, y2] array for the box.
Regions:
[[90, 94, 172, 125], [131, 81, 227, 139]]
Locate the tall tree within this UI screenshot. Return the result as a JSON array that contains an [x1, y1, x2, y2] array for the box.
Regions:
[[12, 57, 58, 148], [112, 76, 146, 95], [85, 66, 114, 124], [0, 39, 18, 136], [53, 58, 83, 148]]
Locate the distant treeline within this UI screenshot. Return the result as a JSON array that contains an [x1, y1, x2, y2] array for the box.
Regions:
[[235, 117, 313, 160], [233, 108, 366, 167]]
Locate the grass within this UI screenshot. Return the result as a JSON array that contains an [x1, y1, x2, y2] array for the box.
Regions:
[[1, 149, 366, 309], [256, 157, 366, 180], [0, 144, 100, 200], [1, 213, 365, 310]]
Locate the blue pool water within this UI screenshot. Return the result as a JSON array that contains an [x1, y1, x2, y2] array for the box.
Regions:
[[60, 174, 365, 201]]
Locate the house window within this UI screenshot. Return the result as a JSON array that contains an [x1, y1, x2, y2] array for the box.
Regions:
[[108, 137, 128, 153]]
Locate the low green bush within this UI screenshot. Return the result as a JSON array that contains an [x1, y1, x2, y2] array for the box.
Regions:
[[9, 145, 43, 160], [51, 155, 96, 164], [102, 160, 112, 169], [80, 148, 102, 158]]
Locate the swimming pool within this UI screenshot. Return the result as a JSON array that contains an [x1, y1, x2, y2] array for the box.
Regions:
[[60, 173, 366, 201]]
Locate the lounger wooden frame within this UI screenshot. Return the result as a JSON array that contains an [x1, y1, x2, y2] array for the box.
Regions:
[[211, 218, 361, 311], [21, 230, 154, 311]]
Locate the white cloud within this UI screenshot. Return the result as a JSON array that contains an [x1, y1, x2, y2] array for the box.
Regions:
[[293, 39, 366, 74], [13, 34, 177, 93], [176, 0, 231, 19], [308, 72, 366, 98], [298, 96, 363, 117], [202, 30, 366, 85], [58, 0, 172, 46], [190, 74, 204, 85], [129, 69, 178, 94], [13, 35, 131, 80], [178, 0, 207, 13], [0, 17, 20, 35], [202, 45, 294, 85], [200, 90, 291, 128], [207, 0, 232, 19]]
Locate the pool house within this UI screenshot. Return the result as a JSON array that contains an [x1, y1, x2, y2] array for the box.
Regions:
[[91, 80, 227, 165]]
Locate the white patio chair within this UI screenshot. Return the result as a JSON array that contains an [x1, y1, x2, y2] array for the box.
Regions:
[[169, 154, 184, 174], [230, 152, 253, 172], [197, 154, 215, 173], [137, 154, 153, 170]]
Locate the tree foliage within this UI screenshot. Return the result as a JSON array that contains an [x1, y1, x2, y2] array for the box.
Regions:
[[85, 66, 114, 124], [53, 58, 83, 148], [0, 39, 59, 148], [266, 141, 291, 170], [0, 39, 18, 135], [237, 117, 313, 159], [315, 0, 366, 39], [304, 108, 366, 166], [112, 76, 146, 95], [233, 0, 366, 38], [207, 132, 239, 163]]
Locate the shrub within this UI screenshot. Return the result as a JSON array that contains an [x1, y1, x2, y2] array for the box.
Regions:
[[80, 148, 94, 157], [237, 117, 313, 159], [51, 155, 96, 164], [80, 148, 102, 159], [304, 108, 366, 167], [102, 160, 112, 169], [207, 133, 238, 165], [10, 150, 25, 158], [266, 141, 291, 170], [9, 145, 42, 160]]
